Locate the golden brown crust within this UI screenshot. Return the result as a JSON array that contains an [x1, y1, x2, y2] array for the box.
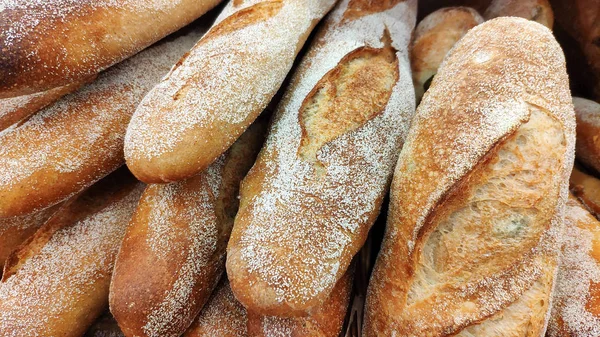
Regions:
[[0, 79, 91, 131], [246, 270, 353, 337], [570, 166, 600, 218], [0, 169, 143, 337], [484, 0, 554, 28], [0, 28, 204, 218], [573, 97, 600, 174], [226, 0, 416, 317], [0, 203, 61, 269], [363, 17, 574, 336], [548, 197, 600, 336], [109, 123, 265, 337], [124, 0, 337, 183], [411, 7, 483, 102], [550, 0, 600, 100], [0, 0, 221, 98]]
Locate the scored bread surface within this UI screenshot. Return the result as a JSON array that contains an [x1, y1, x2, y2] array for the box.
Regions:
[[363, 17, 575, 336], [0, 0, 220, 97], [0, 28, 205, 218], [226, 0, 417, 316], [124, 0, 337, 183]]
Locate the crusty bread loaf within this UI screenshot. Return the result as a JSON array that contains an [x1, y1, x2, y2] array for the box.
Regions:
[[549, 0, 600, 100], [226, 0, 417, 316], [547, 196, 600, 336], [0, 203, 61, 269], [411, 7, 483, 102], [570, 166, 600, 218], [363, 17, 574, 336], [184, 270, 352, 337], [124, 0, 337, 183], [573, 97, 600, 173], [0, 79, 91, 131], [85, 312, 125, 337], [0, 0, 221, 98], [110, 122, 265, 337], [246, 269, 353, 337], [0, 169, 143, 337], [484, 0, 554, 28], [0, 28, 206, 218]]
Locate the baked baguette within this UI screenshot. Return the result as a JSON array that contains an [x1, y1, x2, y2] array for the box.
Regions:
[[226, 0, 417, 316], [0, 169, 144, 337], [85, 312, 125, 337], [363, 17, 574, 336], [570, 166, 600, 218], [411, 7, 483, 102], [124, 0, 337, 183], [0, 203, 61, 268], [549, 0, 600, 100], [0, 79, 90, 131], [110, 122, 265, 337], [547, 196, 600, 336], [573, 97, 600, 173], [484, 0, 554, 28], [0, 0, 221, 98], [0, 27, 206, 218], [184, 270, 352, 337]]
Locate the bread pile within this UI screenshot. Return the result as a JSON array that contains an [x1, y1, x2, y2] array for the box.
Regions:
[[0, 0, 598, 336]]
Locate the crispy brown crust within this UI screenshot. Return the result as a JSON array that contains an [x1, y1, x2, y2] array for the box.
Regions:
[[484, 0, 554, 28], [573, 97, 600, 174], [570, 166, 600, 218], [0, 78, 92, 131], [0, 0, 220, 98], [0, 169, 143, 337], [110, 123, 265, 337], [124, 0, 336, 183], [364, 18, 574, 336]]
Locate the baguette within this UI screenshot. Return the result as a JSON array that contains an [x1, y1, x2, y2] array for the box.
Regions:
[[246, 269, 353, 337], [549, 0, 600, 100], [573, 97, 600, 173], [85, 312, 125, 337], [547, 196, 600, 336], [226, 0, 417, 316], [0, 79, 91, 131], [0, 169, 144, 337], [0, 203, 61, 268], [184, 270, 352, 337], [124, 0, 337, 183], [411, 7, 483, 102], [0, 0, 221, 98], [484, 0, 554, 28], [570, 166, 600, 218], [363, 17, 574, 336], [110, 122, 265, 337], [0, 27, 206, 218]]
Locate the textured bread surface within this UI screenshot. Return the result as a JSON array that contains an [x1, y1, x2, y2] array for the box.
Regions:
[[570, 166, 600, 218], [549, 0, 600, 100], [0, 170, 143, 337], [0, 79, 90, 131], [411, 7, 483, 102], [573, 97, 600, 174], [548, 197, 600, 336], [0, 0, 220, 98], [0, 203, 62, 268], [484, 0, 554, 28], [226, 0, 417, 316], [124, 0, 336, 183], [363, 17, 574, 336], [110, 122, 265, 337], [0, 28, 205, 218], [247, 269, 353, 337]]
